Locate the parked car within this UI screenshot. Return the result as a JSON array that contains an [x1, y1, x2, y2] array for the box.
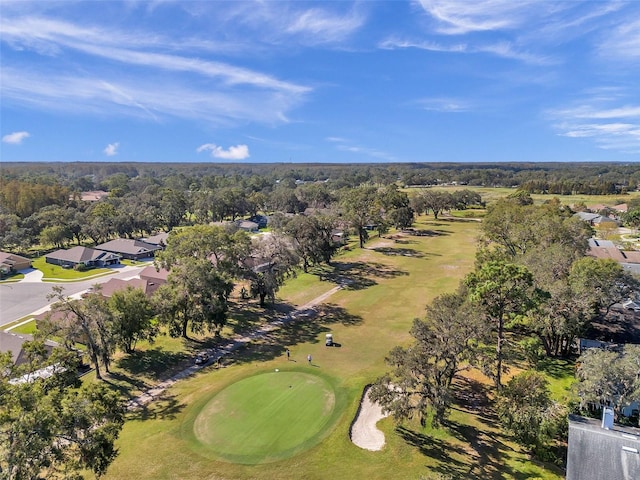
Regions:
[[195, 353, 210, 365]]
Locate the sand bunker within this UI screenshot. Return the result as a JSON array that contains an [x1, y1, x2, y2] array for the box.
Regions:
[[350, 386, 390, 451]]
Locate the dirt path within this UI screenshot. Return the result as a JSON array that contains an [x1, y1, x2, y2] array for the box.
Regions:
[[350, 385, 390, 451]]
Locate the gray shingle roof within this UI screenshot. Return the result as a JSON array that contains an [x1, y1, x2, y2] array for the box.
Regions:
[[0, 331, 59, 366], [95, 239, 161, 256], [567, 414, 640, 480], [45, 246, 111, 264]]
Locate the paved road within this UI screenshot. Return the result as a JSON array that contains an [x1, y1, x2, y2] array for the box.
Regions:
[[0, 264, 148, 326]]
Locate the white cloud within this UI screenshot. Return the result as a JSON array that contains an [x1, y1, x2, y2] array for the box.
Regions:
[[284, 7, 365, 44], [549, 97, 640, 154], [598, 18, 640, 60], [417, 97, 472, 113], [326, 137, 397, 161], [417, 0, 538, 35], [197, 143, 250, 160], [379, 37, 553, 65], [2, 131, 30, 144], [104, 142, 119, 156], [0, 14, 310, 126], [0, 67, 302, 126], [213, 2, 365, 46]]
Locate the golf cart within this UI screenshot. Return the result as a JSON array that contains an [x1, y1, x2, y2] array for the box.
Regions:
[[325, 333, 334, 347]]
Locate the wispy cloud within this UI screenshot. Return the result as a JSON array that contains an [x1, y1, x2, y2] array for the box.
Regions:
[[0, 65, 302, 126], [417, 0, 538, 35], [212, 2, 366, 46], [0, 13, 310, 125], [284, 7, 365, 44], [598, 17, 640, 61], [2, 131, 30, 144], [379, 37, 553, 65], [197, 143, 250, 160], [326, 137, 397, 161], [549, 97, 640, 154], [103, 142, 119, 156], [416, 97, 472, 113]]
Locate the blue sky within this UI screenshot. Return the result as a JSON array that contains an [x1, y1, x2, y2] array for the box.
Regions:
[[1, 1, 639, 163]]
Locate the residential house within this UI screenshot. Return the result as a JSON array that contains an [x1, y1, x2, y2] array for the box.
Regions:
[[45, 246, 121, 268], [139, 265, 170, 285], [566, 414, 640, 480], [575, 211, 619, 226], [97, 277, 161, 297], [0, 331, 59, 366], [235, 220, 260, 232], [94, 238, 162, 260], [141, 231, 170, 247], [0, 251, 31, 275], [247, 214, 268, 228], [588, 238, 640, 266]]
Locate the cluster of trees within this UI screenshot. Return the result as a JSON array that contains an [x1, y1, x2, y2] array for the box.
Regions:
[[0, 343, 125, 479], [371, 195, 638, 461], [4, 161, 639, 193], [520, 179, 628, 196], [410, 189, 483, 219], [3, 161, 639, 250]]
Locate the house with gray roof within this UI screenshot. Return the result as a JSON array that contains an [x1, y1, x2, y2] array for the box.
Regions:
[[0, 331, 59, 366], [94, 238, 162, 260], [141, 231, 170, 246], [567, 414, 640, 480], [45, 246, 121, 268], [235, 220, 259, 232]]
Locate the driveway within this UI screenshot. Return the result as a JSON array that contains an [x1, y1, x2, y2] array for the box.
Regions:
[[0, 264, 148, 327]]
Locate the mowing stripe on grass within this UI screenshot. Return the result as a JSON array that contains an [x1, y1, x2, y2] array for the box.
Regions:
[[193, 371, 335, 464]]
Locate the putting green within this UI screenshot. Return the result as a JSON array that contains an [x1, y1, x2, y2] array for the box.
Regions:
[[193, 371, 336, 464]]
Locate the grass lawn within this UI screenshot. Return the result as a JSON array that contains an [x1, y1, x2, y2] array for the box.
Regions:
[[32, 256, 114, 281], [188, 370, 342, 464], [102, 215, 566, 480], [0, 273, 24, 283], [428, 185, 640, 207], [8, 319, 38, 335]]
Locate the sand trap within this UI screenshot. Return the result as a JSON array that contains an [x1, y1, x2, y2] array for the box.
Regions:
[[350, 385, 390, 451]]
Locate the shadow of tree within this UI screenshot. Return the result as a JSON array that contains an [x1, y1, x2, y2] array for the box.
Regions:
[[227, 300, 289, 335], [127, 392, 184, 421], [395, 426, 471, 478], [313, 261, 408, 290], [372, 247, 426, 258], [116, 347, 190, 380], [534, 357, 576, 380], [451, 376, 492, 414], [222, 303, 363, 365], [103, 370, 150, 399]]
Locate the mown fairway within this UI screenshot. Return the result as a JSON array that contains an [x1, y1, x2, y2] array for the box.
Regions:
[[104, 215, 565, 480]]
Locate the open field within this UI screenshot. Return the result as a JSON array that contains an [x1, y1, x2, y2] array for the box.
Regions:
[[427, 185, 640, 207], [102, 214, 568, 480]]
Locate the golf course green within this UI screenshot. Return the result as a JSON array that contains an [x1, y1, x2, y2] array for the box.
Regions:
[[192, 371, 337, 464]]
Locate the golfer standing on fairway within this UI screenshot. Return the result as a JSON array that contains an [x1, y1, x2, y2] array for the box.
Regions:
[[307, 354, 312, 365]]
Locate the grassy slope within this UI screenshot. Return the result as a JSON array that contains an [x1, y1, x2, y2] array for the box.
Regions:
[[104, 216, 565, 480]]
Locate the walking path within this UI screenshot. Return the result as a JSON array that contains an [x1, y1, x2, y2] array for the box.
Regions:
[[11, 268, 390, 449], [127, 284, 345, 410]]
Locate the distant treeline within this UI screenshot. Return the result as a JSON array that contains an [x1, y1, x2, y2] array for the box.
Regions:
[[1, 161, 639, 192], [519, 179, 630, 196]]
